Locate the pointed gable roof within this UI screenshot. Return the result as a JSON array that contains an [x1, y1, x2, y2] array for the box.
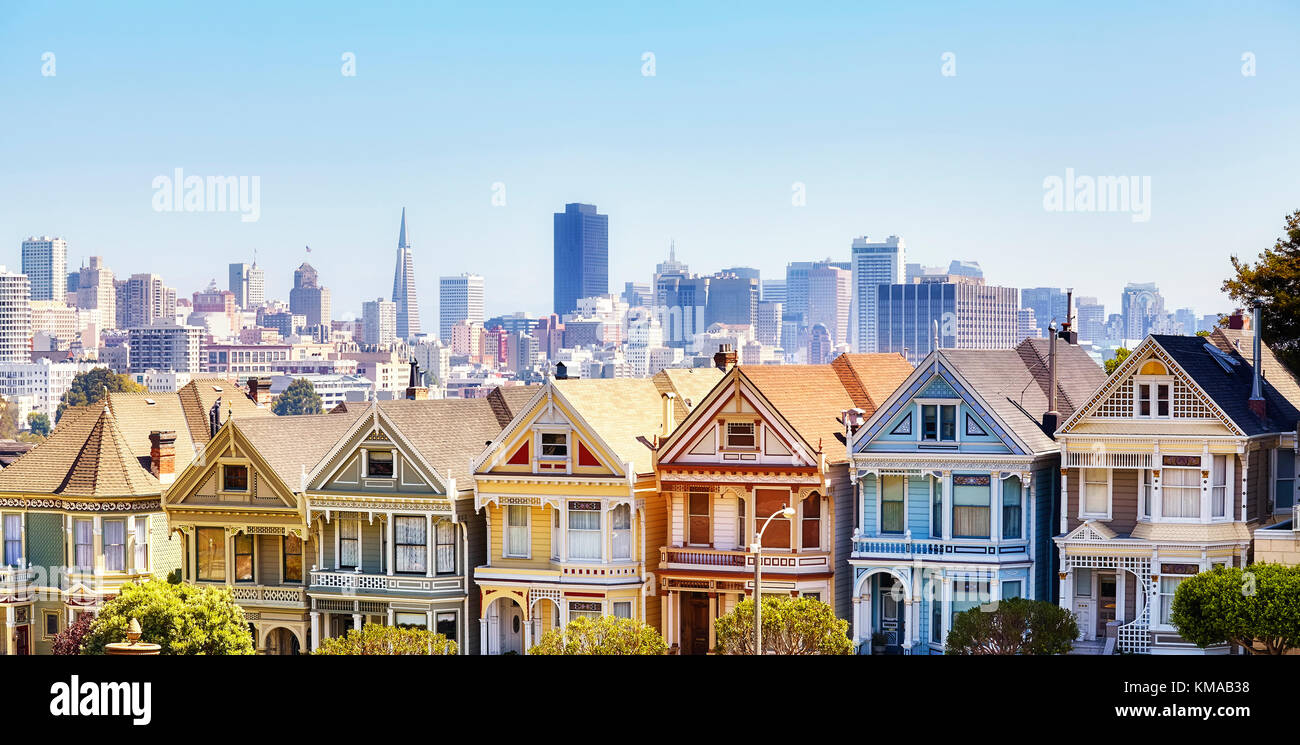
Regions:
[[0, 401, 160, 498], [1153, 332, 1300, 435]]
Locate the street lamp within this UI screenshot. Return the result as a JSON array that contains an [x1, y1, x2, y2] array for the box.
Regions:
[[751, 503, 796, 655]]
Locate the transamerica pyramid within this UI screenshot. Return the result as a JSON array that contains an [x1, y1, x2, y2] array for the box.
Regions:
[[392, 207, 421, 341]]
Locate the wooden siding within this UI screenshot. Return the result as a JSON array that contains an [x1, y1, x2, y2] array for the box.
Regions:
[[642, 484, 667, 630], [829, 463, 852, 622], [256, 534, 280, 585], [457, 496, 485, 656]]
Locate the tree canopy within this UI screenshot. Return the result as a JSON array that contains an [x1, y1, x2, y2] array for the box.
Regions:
[[530, 615, 667, 655], [1223, 209, 1300, 369], [27, 412, 51, 437], [272, 377, 324, 416], [315, 624, 457, 655], [51, 613, 94, 655], [80, 578, 254, 655], [56, 367, 146, 422], [714, 596, 851, 655], [1104, 347, 1131, 375], [1170, 563, 1300, 655], [945, 597, 1078, 655]]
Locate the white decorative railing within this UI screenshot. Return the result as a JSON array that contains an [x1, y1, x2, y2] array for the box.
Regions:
[[851, 534, 1022, 562], [853, 536, 946, 557], [0, 566, 33, 593], [229, 585, 306, 606], [1065, 450, 1153, 469], [309, 570, 461, 594]]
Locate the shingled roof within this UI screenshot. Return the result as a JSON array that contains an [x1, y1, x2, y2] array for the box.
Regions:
[[0, 401, 160, 498], [1154, 332, 1300, 436], [231, 409, 365, 489]]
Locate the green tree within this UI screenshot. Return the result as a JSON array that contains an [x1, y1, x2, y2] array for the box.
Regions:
[[1170, 563, 1300, 655], [945, 597, 1078, 655], [1104, 347, 1131, 375], [714, 596, 851, 655], [529, 615, 667, 655], [315, 624, 457, 655], [81, 578, 254, 655], [27, 412, 51, 437], [272, 377, 323, 416], [1223, 209, 1300, 369], [56, 367, 146, 422], [0, 398, 19, 439]]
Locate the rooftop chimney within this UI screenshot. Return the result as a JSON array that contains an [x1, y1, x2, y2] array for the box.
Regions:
[[1059, 289, 1078, 345], [405, 359, 429, 400], [1042, 321, 1060, 434], [1248, 305, 1266, 421], [149, 430, 177, 485], [555, 362, 568, 380], [246, 376, 273, 406], [660, 392, 677, 438], [713, 344, 737, 372], [1228, 309, 1247, 330]]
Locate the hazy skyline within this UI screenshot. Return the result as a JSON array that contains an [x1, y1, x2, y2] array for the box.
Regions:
[[3, 1, 1298, 324]]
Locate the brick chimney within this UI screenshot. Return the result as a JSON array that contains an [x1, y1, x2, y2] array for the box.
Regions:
[[1227, 309, 1247, 330], [405, 360, 429, 400], [246, 376, 273, 406], [713, 344, 737, 372], [1248, 305, 1266, 422], [660, 392, 677, 439], [149, 430, 177, 485]]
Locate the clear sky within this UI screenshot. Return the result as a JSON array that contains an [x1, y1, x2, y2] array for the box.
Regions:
[[2, 1, 1298, 325]]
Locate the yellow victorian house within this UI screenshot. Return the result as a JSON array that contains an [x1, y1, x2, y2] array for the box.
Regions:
[[472, 367, 719, 654]]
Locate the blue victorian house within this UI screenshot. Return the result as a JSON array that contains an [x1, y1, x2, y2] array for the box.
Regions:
[[845, 336, 1105, 654]]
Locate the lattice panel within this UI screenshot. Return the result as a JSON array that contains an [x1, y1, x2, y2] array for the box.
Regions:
[[1170, 379, 1215, 419], [1096, 379, 1133, 418]]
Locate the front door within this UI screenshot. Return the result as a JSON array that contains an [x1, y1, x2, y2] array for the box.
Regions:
[[879, 576, 903, 647], [499, 603, 523, 654], [14, 626, 29, 655], [1072, 568, 1094, 639], [681, 593, 710, 655], [1097, 573, 1117, 639]]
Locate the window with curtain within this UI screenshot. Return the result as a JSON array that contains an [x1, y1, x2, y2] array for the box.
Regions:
[[436, 520, 456, 574], [951, 579, 989, 616], [1276, 449, 1295, 512], [801, 496, 820, 549], [611, 504, 631, 560], [688, 488, 710, 545], [1159, 576, 1186, 625], [952, 476, 990, 539], [1083, 468, 1108, 515], [234, 533, 253, 581], [736, 497, 746, 549], [1002, 477, 1022, 540], [196, 526, 225, 581], [1212, 455, 1228, 518], [755, 489, 791, 549], [880, 477, 904, 534], [283, 534, 302, 582], [567, 502, 602, 560], [74, 519, 93, 569], [395, 516, 427, 573], [540, 432, 568, 458], [613, 601, 632, 618], [1161, 467, 1200, 518], [1140, 470, 1152, 519], [4, 514, 21, 566], [134, 517, 148, 570], [436, 612, 457, 642], [931, 478, 943, 538], [339, 519, 360, 568], [103, 519, 125, 571], [505, 505, 529, 557]]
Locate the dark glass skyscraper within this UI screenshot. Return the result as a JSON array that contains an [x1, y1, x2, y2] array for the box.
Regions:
[[553, 203, 608, 316]]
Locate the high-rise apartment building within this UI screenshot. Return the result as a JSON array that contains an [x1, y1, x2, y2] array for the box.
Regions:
[[392, 208, 421, 341], [553, 203, 608, 316], [21, 236, 67, 302], [851, 235, 905, 353], [1020, 287, 1069, 337], [439, 273, 485, 343], [362, 297, 397, 346], [128, 320, 201, 373], [1121, 282, 1164, 341], [756, 300, 783, 346], [807, 264, 852, 346], [229, 262, 266, 309], [876, 278, 1020, 364], [289, 262, 332, 328], [123, 273, 175, 329], [76, 256, 116, 332], [0, 268, 32, 363], [1075, 296, 1106, 343]]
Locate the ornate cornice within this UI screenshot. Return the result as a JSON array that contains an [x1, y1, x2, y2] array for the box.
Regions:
[[0, 497, 161, 512]]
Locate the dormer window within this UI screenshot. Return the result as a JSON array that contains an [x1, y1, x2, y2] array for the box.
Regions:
[[921, 404, 957, 442], [1134, 360, 1172, 418], [223, 464, 249, 492], [540, 432, 568, 459], [725, 422, 756, 449], [367, 451, 394, 478]]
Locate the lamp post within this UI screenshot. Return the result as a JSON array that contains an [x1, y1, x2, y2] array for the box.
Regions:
[[752, 504, 796, 655]]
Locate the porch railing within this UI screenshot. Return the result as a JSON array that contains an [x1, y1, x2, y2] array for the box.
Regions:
[[230, 585, 307, 607], [659, 546, 747, 568]]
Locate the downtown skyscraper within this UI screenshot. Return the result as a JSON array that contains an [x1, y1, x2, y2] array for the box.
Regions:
[[21, 236, 67, 302], [229, 261, 265, 309], [851, 235, 905, 352], [391, 207, 421, 341], [439, 273, 484, 343], [553, 203, 608, 316]]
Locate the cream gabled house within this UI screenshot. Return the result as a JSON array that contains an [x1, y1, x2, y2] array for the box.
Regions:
[[1054, 323, 1299, 654]]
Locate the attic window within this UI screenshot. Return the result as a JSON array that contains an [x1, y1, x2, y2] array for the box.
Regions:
[[367, 451, 394, 478], [540, 432, 568, 459], [223, 464, 249, 492], [725, 422, 757, 449]]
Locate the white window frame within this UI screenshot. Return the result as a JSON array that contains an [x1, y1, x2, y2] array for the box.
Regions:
[[566, 501, 603, 562], [219, 461, 251, 494], [504, 504, 531, 559], [916, 400, 960, 444], [537, 430, 570, 460], [612, 600, 633, 619], [1210, 454, 1232, 522], [1079, 468, 1112, 520], [686, 488, 711, 547], [2, 512, 21, 567], [338, 518, 361, 569], [724, 421, 758, 450], [1157, 464, 1202, 523], [611, 503, 632, 560], [1000, 475, 1024, 541], [1273, 448, 1296, 516], [103, 518, 126, 572], [1133, 376, 1173, 419], [878, 475, 907, 535]]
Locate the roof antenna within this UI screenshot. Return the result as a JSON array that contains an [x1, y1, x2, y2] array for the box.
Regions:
[[932, 319, 939, 353], [1042, 321, 1060, 433]]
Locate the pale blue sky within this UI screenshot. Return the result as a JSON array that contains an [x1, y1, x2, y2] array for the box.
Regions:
[[2, 1, 1298, 324]]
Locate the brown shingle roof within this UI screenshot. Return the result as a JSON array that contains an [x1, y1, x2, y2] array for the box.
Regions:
[[376, 388, 538, 484], [0, 401, 160, 497], [831, 353, 915, 415], [231, 410, 365, 488]]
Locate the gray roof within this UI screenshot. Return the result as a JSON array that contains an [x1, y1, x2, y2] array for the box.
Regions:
[[1157, 332, 1300, 436]]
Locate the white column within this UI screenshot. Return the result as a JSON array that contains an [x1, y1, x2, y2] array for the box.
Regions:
[[1117, 571, 1127, 622], [126, 516, 136, 573], [1240, 450, 1250, 522], [940, 577, 952, 648], [426, 610, 434, 631], [387, 607, 395, 626], [225, 531, 234, 587], [92, 516, 103, 573], [901, 598, 914, 653], [1059, 469, 1069, 534], [386, 513, 395, 577], [352, 612, 362, 630], [425, 514, 434, 578], [309, 612, 320, 651], [1201, 444, 1212, 523], [851, 596, 862, 647]]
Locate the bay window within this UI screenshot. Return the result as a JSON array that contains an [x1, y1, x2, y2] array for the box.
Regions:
[[1082, 468, 1109, 517], [611, 503, 631, 560], [568, 601, 602, 621], [551, 509, 560, 560], [196, 527, 225, 581], [1161, 466, 1200, 519], [1001, 580, 1023, 599], [951, 579, 989, 616], [1212, 455, 1228, 518], [952, 476, 990, 539], [736, 497, 747, 548], [613, 601, 632, 619], [73, 519, 93, 569], [339, 519, 360, 569], [1159, 576, 1184, 626], [688, 487, 710, 545], [1140, 470, 1152, 519], [437, 612, 457, 642], [1002, 476, 1022, 540], [103, 519, 126, 571], [234, 534, 253, 581], [436, 520, 456, 574], [395, 516, 427, 573], [505, 505, 529, 558], [801, 496, 820, 549], [755, 489, 791, 549], [567, 501, 602, 560], [1276, 449, 1295, 513], [4, 514, 21, 566], [931, 477, 943, 538], [880, 476, 904, 534], [134, 517, 149, 570], [283, 534, 302, 582]]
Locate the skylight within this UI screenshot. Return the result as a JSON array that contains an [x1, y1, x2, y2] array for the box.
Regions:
[[1203, 343, 1240, 373]]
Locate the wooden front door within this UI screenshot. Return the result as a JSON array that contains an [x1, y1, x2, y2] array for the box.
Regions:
[[681, 593, 710, 655], [1097, 573, 1117, 639], [14, 625, 29, 655]]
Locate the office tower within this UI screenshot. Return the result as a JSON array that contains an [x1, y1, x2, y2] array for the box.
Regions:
[[1021, 287, 1069, 338], [720, 266, 761, 283], [906, 259, 984, 284], [704, 272, 758, 328], [762, 279, 786, 305], [656, 274, 710, 349], [807, 323, 833, 365], [1199, 314, 1220, 334], [66, 272, 80, 296], [128, 320, 201, 373], [851, 236, 905, 353], [622, 281, 652, 308], [392, 208, 421, 341], [756, 300, 783, 346], [124, 273, 174, 329], [439, 273, 485, 343], [553, 203, 609, 316], [1018, 308, 1039, 343], [20, 236, 67, 302], [229, 261, 265, 309], [362, 297, 397, 346], [1173, 308, 1197, 336], [76, 256, 116, 332], [1121, 282, 1164, 340], [808, 264, 852, 346], [289, 262, 332, 328], [1075, 296, 1106, 342], [653, 240, 691, 308], [0, 268, 32, 363], [229, 263, 249, 307], [876, 278, 1020, 364]]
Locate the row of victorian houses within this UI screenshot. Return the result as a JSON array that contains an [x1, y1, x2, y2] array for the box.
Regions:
[[0, 309, 1296, 655]]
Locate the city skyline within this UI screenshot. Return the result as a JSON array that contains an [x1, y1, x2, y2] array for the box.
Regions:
[[3, 3, 1298, 323]]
